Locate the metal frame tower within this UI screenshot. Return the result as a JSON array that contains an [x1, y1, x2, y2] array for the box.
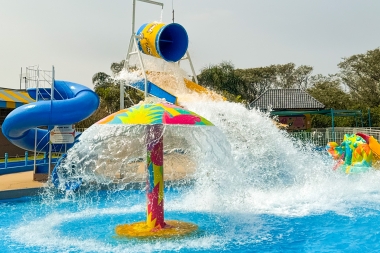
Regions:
[[120, 0, 199, 110]]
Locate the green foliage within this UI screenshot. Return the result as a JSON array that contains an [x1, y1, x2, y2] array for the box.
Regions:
[[307, 74, 352, 110], [197, 61, 247, 101], [306, 74, 357, 128], [368, 106, 380, 127], [235, 66, 277, 102], [198, 61, 314, 104], [93, 77, 120, 114], [75, 102, 109, 128], [339, 47, 380, 107], [273, 63, 313, 89], [92, 71, 144, 114], [76, 69, 144, 128]]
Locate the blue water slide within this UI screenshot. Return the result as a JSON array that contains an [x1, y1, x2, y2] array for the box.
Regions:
[[1, 81, 99, 153]]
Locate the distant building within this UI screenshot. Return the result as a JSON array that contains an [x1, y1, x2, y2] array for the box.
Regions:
[[0, 88, 34, 157], [249, 89, 325, 131]]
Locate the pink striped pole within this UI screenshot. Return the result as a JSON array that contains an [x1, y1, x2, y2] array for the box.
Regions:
[[145, 124, 165, 230]]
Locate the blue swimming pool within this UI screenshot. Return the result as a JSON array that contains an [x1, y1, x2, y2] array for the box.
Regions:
[[2, 102, 380, 252], [1, 186, 380, 253]]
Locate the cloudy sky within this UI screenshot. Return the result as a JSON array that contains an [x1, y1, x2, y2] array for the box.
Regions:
[[1, 0, 379, 89]]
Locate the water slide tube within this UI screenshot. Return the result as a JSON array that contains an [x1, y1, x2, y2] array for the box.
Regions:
[[1, 81, 99, 153]]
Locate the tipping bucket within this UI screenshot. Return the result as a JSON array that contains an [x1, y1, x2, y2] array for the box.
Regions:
[[137, 22, 188, 62]]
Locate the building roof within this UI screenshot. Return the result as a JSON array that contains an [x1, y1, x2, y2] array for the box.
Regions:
[[0, 88, 34, 109], [249, 89, 325, 111]]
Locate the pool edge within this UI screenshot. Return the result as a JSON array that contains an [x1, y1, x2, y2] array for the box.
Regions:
[[0, 187, 43, 200]]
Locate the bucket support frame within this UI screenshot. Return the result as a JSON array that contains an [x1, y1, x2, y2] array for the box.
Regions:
[[121, 0, 198, 110]]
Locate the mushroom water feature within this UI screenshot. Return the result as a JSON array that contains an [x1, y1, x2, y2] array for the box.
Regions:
[[95, 102, 213, 238], [4, 3, 380, 251], [48, 11, 227, 241]]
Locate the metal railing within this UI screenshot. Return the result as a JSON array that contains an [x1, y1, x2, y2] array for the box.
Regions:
[[3, 125, 379, 159], [20, 66, 60, 176], [75, 128, 87, 133], [46, 127, 380, 148], [288, 127, 380, 147]]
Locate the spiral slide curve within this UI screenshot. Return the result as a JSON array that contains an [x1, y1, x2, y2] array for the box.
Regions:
[[1, 81, 99, 153]]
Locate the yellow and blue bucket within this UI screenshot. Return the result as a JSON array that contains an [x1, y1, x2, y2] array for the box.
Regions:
[[137, 22, 188, 62]]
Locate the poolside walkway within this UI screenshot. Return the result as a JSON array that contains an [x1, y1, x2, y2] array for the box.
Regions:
[[0, 171, 44, 191]]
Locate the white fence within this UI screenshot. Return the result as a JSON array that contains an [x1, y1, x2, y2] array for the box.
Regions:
[[3, 126, 380, 159], [74, 127, 380, 148], [288, 127, 380, 147]]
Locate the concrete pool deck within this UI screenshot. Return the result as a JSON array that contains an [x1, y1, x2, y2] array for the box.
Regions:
[[0, 171, 44, 191], [0, 171, 45, 200]]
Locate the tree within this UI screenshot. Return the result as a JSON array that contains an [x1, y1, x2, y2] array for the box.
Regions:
[[308, 74, 352, 110], [235, 66, 277, 102], [273, 63, 313, 89], [197, 61, 247, 102], [75, 101, 109, 128], [273, 63, 296, 88], [338, 47, 380, 107], [110, 60, 125, 75], [307, 74, 355, 127], [292, 65, 314, 89], [235, 63, 313, 102], [92, 72, 120, 114], [92, 71, 144, 114], [198, 61, 314, 104]]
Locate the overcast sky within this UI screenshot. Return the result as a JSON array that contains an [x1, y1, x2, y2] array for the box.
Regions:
[[1, 0, 379, 89]]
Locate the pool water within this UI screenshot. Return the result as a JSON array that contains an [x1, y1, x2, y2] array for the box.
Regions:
[[2, 101, 380, 252], [1, 187, 380, 253]]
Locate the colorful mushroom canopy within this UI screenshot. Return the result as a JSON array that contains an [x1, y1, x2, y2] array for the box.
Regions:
[[98, 102, 213, 234], [96, 102, 213, 126]]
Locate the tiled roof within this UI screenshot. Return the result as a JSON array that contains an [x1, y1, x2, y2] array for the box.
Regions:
[[0, 88, 35, 109], [249, 89, 325, 111]]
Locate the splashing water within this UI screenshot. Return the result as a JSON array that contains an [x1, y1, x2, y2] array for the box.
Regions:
[[3, 101, 380, 252], [3, 61, 380, 252]]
